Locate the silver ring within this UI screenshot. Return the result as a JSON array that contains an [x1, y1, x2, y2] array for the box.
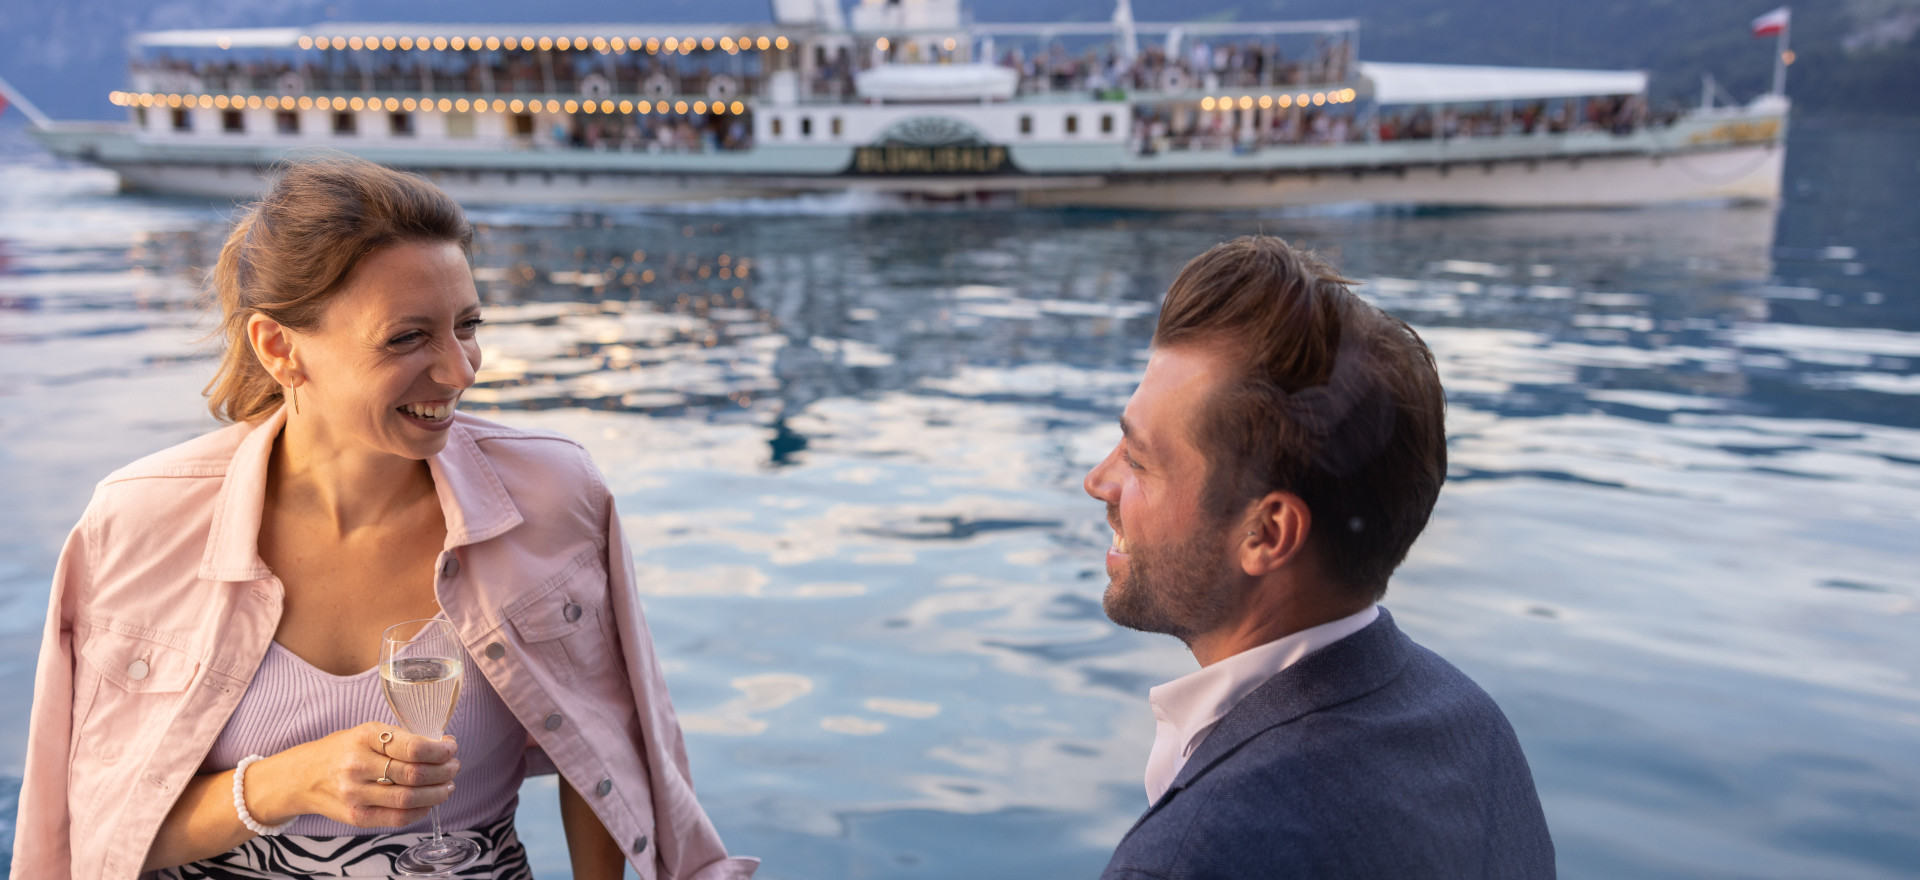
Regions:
[[376, 756, 395, 785]]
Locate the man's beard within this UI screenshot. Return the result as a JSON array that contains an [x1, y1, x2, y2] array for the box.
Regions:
[[1101, 504, 1239, 644]]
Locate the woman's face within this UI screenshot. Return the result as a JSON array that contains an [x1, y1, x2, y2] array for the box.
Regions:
[[289, 241, 483, 460]]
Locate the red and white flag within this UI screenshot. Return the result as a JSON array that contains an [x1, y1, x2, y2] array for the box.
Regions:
[[0, 91, 10, 119], [1752, 7, 1790, 38]]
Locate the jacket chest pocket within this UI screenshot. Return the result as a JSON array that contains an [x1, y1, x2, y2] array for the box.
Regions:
[[505, 551, 615, 686], [71, 626, 200, 810]]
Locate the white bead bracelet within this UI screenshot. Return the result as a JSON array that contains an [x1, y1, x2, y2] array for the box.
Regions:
[[233, 754, 295, 836]]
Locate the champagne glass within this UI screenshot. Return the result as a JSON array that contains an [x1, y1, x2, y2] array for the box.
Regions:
[[381, 618, 481, 876]]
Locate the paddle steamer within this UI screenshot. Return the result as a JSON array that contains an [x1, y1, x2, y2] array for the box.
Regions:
[[10, 0, 1788, 208]]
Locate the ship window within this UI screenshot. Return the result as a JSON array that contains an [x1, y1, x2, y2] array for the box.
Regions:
[[222, 110, 244, 133], [446, 112, 476, 139], [1101, 114, 1113, 134], [511, 113, 535, 137], [800, 116, 812, 137], [275, 111, 300, 134], [1019, 114, 1032, 135], [389, 112, 415, 136], [831, 117, 843, 137], [333, 112, 357, 135], [1065, 114, 1078, 135], [135, 107, 148, 128], [171, 108, 191, 131], [770, 117, 782, 137]]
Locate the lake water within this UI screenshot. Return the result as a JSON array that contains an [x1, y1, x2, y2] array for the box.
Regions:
[[1, 117, 1916, 879]]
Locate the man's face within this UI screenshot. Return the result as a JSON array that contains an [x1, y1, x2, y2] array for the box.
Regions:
[[1083, 345, 1242, 642]]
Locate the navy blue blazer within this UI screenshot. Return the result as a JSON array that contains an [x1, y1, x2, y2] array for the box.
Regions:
[[1102, 608, 1555, 879]]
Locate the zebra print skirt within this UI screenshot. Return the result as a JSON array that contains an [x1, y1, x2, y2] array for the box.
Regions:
[[159, 811, 532, 879]]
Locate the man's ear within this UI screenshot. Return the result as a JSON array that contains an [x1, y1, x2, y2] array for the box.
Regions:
[[246, 313, 301, 386], [1238, 490, 1311, 577]]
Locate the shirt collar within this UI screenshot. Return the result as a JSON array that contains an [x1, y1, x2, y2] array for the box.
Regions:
[[199, 408, 524, 582], [1147, 603, 1381, 758]]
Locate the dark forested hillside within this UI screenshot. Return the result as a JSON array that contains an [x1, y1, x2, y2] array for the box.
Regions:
[[1, 0, 1913, 121]]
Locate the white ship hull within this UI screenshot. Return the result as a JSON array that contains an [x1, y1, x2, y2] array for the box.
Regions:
[[39, 120, 1785, 210], [1026, 142, 1785, 210]]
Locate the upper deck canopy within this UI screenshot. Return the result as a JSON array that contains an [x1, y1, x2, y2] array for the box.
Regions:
[[1359, 62, 1647, 105]]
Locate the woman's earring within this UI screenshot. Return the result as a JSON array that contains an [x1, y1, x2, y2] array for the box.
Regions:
[[289, 384, 299, 415]]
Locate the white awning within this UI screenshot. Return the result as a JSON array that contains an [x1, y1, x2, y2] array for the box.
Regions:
[[1359, 61, 1647, 105], [135, 28, 305, 49], [856, 64, 1018, 102]]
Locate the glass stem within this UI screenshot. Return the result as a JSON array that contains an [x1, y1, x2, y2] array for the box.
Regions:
[[430, 803, 444, 842]]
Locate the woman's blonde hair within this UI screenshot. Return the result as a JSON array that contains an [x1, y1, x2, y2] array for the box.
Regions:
[[205, 154, 474, 423]]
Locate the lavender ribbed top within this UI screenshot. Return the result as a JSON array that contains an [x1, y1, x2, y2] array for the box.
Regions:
[[203, 639, 529, 836]]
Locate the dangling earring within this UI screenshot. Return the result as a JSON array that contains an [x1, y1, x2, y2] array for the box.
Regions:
[[288, 384, 300, 415]]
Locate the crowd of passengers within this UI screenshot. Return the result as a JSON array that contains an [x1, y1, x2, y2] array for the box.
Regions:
[[141, 52, 764, 151], [140, 36, 1351, 109], [139, 51, 765, 105], [1134, 94, 1666, 153], [1003, 39, 1353, 96], [559, 113, 752, 153]]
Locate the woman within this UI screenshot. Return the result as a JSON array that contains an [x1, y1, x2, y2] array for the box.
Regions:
[[12, 157, 757, 880]]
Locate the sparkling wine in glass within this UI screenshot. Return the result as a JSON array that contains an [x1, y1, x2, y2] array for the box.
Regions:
[[381, 618, 481, 876]]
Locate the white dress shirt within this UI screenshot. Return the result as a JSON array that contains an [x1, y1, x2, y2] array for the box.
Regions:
[[1143, 604, 1381, 803]]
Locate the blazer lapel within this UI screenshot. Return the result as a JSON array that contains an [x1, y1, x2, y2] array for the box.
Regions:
[[1122, 609, 1414, 834]]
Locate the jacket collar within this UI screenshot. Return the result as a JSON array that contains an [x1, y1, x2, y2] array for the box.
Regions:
[[426, 414, 524, 547], [1160, 607, 1411, 798], [199, 408, 524, 582]]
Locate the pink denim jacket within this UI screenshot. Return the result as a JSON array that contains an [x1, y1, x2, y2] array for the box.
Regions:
[[13, 407, 758, 880]]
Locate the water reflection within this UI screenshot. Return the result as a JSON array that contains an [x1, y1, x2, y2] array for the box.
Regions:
[[0, 120, 1916, 878]]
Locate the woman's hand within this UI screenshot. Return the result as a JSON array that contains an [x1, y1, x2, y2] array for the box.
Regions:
[[144, 723, 462, 871], [248, 721, 461, 828]]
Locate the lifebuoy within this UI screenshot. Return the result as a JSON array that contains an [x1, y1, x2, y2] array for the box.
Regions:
[[643, 74, 675, 99], [580, 73, 611, 98], [707, 75, 738, 100], [1158, 68, 1188, 92], [277, 72, 304, 95]]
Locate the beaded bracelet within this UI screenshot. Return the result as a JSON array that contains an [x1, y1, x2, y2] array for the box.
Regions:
[[233, 754, 295, 837]]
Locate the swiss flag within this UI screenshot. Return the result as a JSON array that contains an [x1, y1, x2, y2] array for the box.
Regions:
[[1752, 7, 1789, 38]]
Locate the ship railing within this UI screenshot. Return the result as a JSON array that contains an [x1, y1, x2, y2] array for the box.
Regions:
[[129, 59, 777, 104], [1129, 92, 1707, 156], [111, 89, 759, 153], [123, 21, 1360, 109]]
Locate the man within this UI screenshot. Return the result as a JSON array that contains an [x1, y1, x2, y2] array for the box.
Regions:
[[1086, 236, 1554, 879]]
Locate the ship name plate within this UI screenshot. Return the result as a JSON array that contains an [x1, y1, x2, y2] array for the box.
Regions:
[[851, 145, 1012, 175]]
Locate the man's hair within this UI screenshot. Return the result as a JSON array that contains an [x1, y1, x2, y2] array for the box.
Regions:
[[1155, 235, 1447, 599]]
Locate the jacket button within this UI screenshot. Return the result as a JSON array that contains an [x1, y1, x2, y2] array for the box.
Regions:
[[484, 642, 505, 660], [563, 602, 583, 622], [631, 835, 649, 854], [126, 659, 150, 681], [596, 778, 612, 796], [544, 713, 564, 731], [440, 556, 461, 579]]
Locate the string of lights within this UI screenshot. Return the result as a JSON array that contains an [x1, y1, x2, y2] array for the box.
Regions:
[[1200, 89, 1359, 111], [113, 92, 1355, 115], [110, 93, 752, 116], [280, 35, 791, 54]]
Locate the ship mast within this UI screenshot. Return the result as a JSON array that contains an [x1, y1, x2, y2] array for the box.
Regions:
[[1112, 0, 1138, 62]]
